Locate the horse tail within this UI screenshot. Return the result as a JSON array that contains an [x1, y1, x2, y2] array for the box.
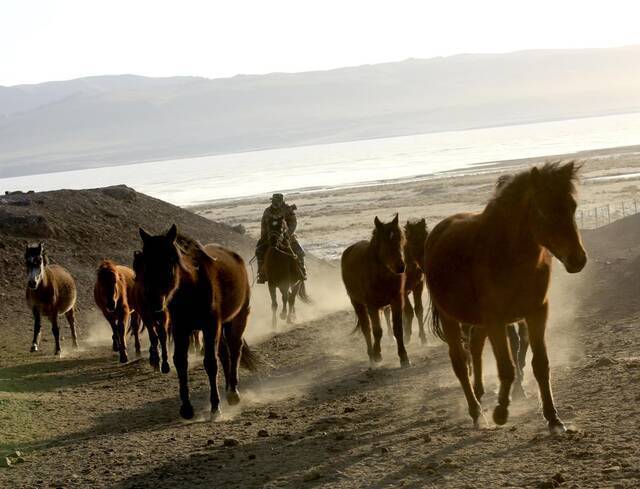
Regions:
[[239, 339, 261, 372], [429, 298, 446, 342], [350, 301, 366, 335], [297, 281, 312, 304]]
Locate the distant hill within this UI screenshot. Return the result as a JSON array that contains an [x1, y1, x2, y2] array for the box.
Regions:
[[2, 46, 640, 178]]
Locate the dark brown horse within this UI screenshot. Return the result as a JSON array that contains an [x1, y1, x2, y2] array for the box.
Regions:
[[425, 162, 586, 433], [132, 250, 171, 373], [136, 225, 258, 419], [400, 219, 429, 344], [341, 214, 410, 367], [25, 243, 78, 355], [263, 214, 310, 329], [94, 260, 142, 363]]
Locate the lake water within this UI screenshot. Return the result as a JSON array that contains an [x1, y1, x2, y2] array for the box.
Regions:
[[2, 112, 640, 207]]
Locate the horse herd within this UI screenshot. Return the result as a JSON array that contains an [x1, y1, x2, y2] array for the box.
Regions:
[[23, 161, 586, 433]]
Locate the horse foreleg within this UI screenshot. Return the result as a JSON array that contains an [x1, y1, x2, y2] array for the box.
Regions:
[[108, 318, 119, 352], [117, 314, 129, 363], [517, 321, 529, 378], [508, 324, 525, 400], [469, 326, 487, 400], [280, 287, 289, 321], [65, 308, 79, 349], [31, 308, 42, 352], [352, 300, 374, 364], [50, 315, 61, 356], [173, 331, 193, 419], [147, 324, 160, 371], [158, 322, 170, 374], [390, 296, 410, 367], [269, 283, 278, 330], [413, 281, 427, 345], [202, 314, 222, 416], [287, 284, 297, 323], [442, 315, 484, 428], [526, 304, 565, 434], [488, 323, 515, 426], [402, 294, 414, 344]]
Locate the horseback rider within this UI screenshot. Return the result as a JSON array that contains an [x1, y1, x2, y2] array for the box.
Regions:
[[256, 193, 307, 284]]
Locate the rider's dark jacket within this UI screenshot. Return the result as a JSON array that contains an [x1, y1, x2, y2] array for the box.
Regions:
[[260, 203, 297, 240]]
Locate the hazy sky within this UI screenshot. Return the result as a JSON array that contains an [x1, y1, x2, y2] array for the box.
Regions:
[[2, 0, 640, 86]]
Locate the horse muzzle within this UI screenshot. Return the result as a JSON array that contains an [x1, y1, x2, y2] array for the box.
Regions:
[[562, 250, 587, 274]]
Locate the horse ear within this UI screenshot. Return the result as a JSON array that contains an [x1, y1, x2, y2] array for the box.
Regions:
[[374, 216, 383, 230], [420, 217, 426, 225], [531, 167, 541, 188], [392, 213, 399, 225], [139, 227, 151, 244], [166, 224, 177, 243], [561, 161, 580, 179]]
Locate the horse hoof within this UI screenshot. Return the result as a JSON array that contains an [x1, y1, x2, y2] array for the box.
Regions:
[[493, 405, 509, 426], [161, 362, 171, 374], [54, 349, 61, 357], [548, 419, 566, 435], [211, 407, 222, 420], [511, 383, 527, 401], [372, 352, 383, 363], [180, 403, 195, 420], [400, 357, 411, 368], [473, 412, 489, 429], [152, 363, 160, 373], [135, 349, 142, 358], [119, 354, 128, 364], [72, 341, 79, 350], [30, 344, 38, 353], [227, 390, 240, 406]]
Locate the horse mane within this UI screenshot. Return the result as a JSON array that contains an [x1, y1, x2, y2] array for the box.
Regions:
[[175, 233, 211, 270], [97, 260, 118, 279], [489, 161, 580, 209]]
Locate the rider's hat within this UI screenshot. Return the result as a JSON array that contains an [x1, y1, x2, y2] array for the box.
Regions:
[[271, 193, 284, 203]]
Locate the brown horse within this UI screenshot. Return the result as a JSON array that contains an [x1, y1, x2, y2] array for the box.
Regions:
[[263, 214, 310, 329], [94, 260, 142, 363], [25, 243, 78, 355], [341, 214, 410, 367], [132, 250, 171, 373], [425, 162, 586, 433], [136, 225, 258, 419]]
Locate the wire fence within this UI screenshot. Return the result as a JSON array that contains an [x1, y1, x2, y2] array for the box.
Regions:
[[578, 199, 640, 229]]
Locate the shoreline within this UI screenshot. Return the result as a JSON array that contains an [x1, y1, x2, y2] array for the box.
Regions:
[[196, 144, 640, 260], [188, 143, 640, 210]]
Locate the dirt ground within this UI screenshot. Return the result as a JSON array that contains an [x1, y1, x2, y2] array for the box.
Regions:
[[2, 148, 640, 488]]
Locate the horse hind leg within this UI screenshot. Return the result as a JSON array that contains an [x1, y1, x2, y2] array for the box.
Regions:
[[508, 324, 526, 400], [367, 305, 384, 364], [147, 324, 160, 372], [173, 332, 194, 419], [50, 315, 61, 356], [352, 300, 374, 365], [131, 313, 142, 357], [31, 308, 42, 352], [382, 306, 393, 340], [65, 308, 79, 349], [403, 295, 414, 344], [488, 323, 516, 426], [202, 315, 222, 416], [117, 316, 129, 363], [413, 282, 427, 345], [225, 302, 250, 406], [469, 326, 487, 400], [442, 315, 484, 428]]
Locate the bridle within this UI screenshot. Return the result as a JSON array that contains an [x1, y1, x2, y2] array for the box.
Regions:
[[268, 217, 297, 258]]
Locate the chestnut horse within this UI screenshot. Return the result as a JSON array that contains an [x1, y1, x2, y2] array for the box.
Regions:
[[426, 162, 586, 433], [136, 225, 258, 419], [25, 243, 78, 355], [341, 214, 410, 367], [94, 260, 142, 363], [263, 214, 310, 329]]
